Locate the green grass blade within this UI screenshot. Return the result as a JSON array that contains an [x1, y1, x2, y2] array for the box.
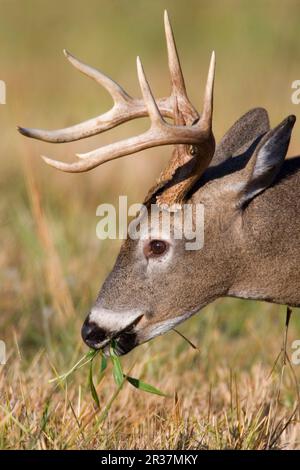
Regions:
[[125, 375, 167, 397], [49, 349, 99, 383], [110, 342, 124, 387], [111, 356, 123, 387], [89, 358, 100, 408], [87, 350, 99, 360], [100, 354, 108, 374]]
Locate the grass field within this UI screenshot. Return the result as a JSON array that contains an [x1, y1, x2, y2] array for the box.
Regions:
[[0, 0, 300, 449]]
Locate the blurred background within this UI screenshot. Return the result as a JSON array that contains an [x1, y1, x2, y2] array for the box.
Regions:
[[0, 0, 300, 449]]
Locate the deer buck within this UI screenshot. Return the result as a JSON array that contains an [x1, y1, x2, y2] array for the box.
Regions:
[[19, 11, 300, 355]]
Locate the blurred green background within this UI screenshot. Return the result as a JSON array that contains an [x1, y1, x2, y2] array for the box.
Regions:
[[0, 0, 300, 449]]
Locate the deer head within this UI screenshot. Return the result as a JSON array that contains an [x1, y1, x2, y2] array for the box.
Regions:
[[19, 12, 300, 355]]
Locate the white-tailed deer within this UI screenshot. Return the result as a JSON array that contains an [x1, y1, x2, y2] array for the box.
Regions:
[[19, 11, 300, 355]]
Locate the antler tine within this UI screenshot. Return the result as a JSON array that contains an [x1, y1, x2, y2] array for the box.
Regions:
[[63, 49, 132, 103], [17, 112, 125, 143], [136, 57, 164, 126], [164, 10, 186, 97], [200, 51, 215, 130], [164, 10, 199, 123]]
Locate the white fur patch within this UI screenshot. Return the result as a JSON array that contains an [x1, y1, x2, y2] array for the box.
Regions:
[[89, 307, 142, 332], [143, 312, 192, 341]]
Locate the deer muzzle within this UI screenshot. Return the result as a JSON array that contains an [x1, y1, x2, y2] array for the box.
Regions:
[[81, 307, 144, 354]]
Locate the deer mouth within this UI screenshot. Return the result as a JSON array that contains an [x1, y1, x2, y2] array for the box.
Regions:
[[81, 313, 144, 354], [107, 331, 138, 356], [105, 314, 144, 356]]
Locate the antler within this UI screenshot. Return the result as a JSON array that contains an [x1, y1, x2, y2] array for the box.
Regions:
[[18, 11, 215, 204], [18, 11, 198, 144]]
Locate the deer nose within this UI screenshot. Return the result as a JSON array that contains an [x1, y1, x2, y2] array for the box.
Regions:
[[81, 318, 108, 349]]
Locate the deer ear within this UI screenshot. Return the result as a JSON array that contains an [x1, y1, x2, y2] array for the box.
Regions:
[[239, 115, 296, 207], [212, 107, 270, 165]]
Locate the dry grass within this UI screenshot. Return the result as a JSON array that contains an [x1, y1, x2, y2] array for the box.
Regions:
[[1, 0, 300, 450], [1, 309, 299, 449]]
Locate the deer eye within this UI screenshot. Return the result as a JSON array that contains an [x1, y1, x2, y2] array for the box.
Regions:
[[144, 239, 168, 258]]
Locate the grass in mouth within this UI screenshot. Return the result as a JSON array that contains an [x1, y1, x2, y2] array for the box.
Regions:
[[49, 339, 168, 413], [49, 330, 199, 412]]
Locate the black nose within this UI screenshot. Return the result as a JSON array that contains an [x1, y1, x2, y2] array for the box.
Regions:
[[81, 318, 107, 349]]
